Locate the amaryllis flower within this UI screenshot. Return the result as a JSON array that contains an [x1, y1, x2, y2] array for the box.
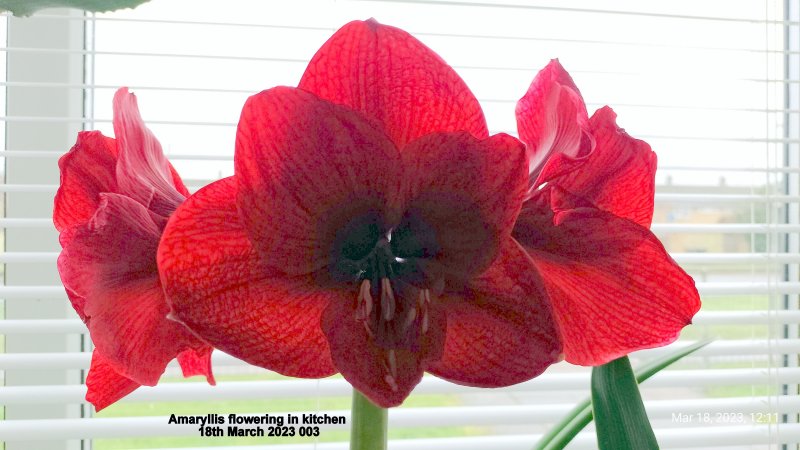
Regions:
[[54, 88, 215, 411], [512, 60, 701, 365], [158, 20, 561, 407]]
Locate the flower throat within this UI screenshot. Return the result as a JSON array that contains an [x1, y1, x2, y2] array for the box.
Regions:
[[336, 228, 433, 391]]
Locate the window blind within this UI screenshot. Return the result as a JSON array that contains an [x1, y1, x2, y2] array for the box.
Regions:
[[1, 0, 798, 449]]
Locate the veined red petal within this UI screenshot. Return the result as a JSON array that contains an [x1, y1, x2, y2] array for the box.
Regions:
[[57, 226, 88, 320], [159, 178, 336, 378], [514, 188, 700, 366], [113, 88, 188, 216], [177, 347, 216, 385], [54, 131, 118, 233], [59, 193, 205, 385], [398, 132, 528, 280], [516, 60, 593, 178], [85, 351, 140, 412], [58, 194, 161, 304], [538, 107, 657, 227], [321, 295, 446, 408], [428, 239, 561, 386], [298, 19, 488, 148], [234, 87, 403, 276]]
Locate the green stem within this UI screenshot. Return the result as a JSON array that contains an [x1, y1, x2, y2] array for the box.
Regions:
[[350, 389, 388, 450]]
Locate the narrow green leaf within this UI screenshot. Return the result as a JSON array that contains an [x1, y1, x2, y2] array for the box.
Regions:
[[0, 0, 151, 17], [533, 340, 710, 450], [591, 356, 659, 450]]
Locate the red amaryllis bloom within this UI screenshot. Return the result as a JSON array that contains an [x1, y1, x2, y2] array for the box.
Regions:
[[512, 60, 701, 365], [158, 20, 561, 407], [54, 88, 215, 411]]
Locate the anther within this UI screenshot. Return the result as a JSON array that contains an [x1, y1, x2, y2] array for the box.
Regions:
[[357, 279, 373, 319], [417, 288, 431, 334], [384, 374, 399, 392], [380, 277, 396, 321], [403, 307, 417, 331]]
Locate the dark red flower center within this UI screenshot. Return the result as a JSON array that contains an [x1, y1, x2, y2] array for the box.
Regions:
[[331, 211, 440, 389]]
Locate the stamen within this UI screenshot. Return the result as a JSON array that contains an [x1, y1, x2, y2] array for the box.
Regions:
[[363, 321, 374, 338], [403, 307, 417, 331], [358, 279, 373, 319], [383, 350, 399, 392], [380, 277, 396, 321], [388, 349, 397, 379], [384, 374, 399, 392], [418, 288, 431, 334]]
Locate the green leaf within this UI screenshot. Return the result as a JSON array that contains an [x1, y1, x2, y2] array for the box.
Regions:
[[591, 356, 659, 450], [533, 340, 710, 450], [0, 0, 151, 16]]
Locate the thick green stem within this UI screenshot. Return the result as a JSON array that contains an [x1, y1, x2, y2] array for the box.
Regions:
[[350, 389, 388, 450]]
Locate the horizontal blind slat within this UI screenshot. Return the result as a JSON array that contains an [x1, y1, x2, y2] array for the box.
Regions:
[[9, 220, 800, 234], [2, 340, 797, 370], [4, 183, 800, 204], [2, 310, 795, 334], [4, 282, 798, 299], [1, 403, 798, 441], [125, 423, 800, 450], [8, 251, 800, 264], [2, 368, 797, 405]]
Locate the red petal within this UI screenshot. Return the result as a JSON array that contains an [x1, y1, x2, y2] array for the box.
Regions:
[[514, 188, 700, 366], [298, 19, 488, 148], [516, 60, 593, 178], [113, 88, 188, 216], [427, 239, 561, 386], [159, 178, 336, 378], [85, 350, 140, 412], [320, 296, 446, 408], [234, 87, 403, 276], [399, 132, 528, 279], [53, 131, 118, 233], [59, 193, 202, 385], [538, 107, 657, 227], [57, 226, 88, 320], [177, 347, 216, 385]]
